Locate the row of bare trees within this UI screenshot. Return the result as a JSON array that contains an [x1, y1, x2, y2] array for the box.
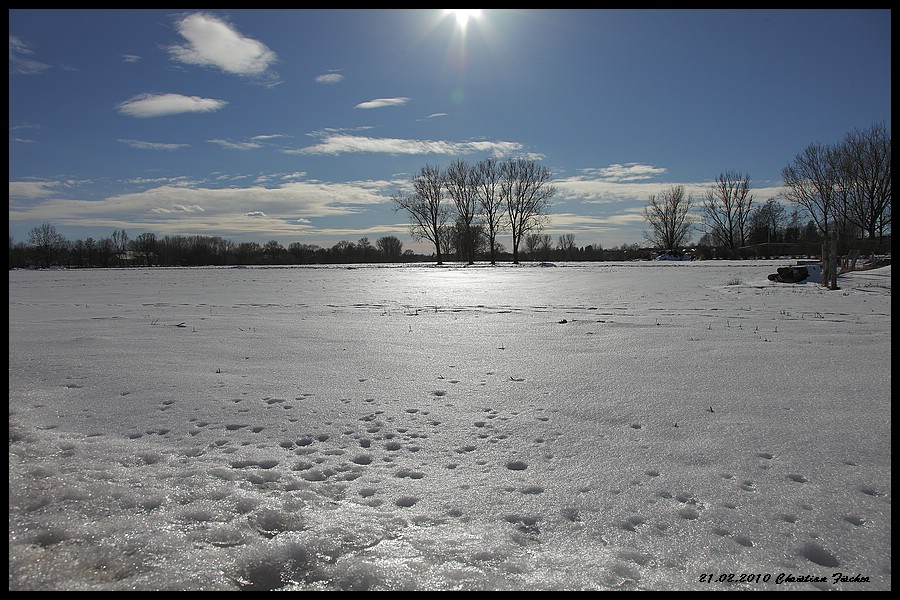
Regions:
[[393, 158, 555, 265], [641, 123, 890, 287], [781, 123, 891, 288]]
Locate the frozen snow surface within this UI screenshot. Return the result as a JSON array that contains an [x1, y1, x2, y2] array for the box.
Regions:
[[8, 261, 891, 590]]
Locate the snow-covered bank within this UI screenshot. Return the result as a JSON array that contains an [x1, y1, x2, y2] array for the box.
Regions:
[[8, 261, 891, 590]]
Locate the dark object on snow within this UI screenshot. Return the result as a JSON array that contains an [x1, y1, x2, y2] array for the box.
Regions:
[[768, 266, 809, 283]]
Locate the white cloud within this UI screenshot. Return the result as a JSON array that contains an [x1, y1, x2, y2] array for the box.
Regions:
[[150, 204, 205, 214], [118, 139, 188, 151], [9, 180, 62, 198], [121, 54, 141, 63], [10, 122, 42, 131], [315, 73, 344, 84], [290, 134, 522, 157], [126, 176, 193, 186], [354, 97, 410, 109], [7, 180, 397, 235], [9, 35, 51, 74], [554, 169, 786, 211], [168, 12, 278, 80], [250, 134, 287, 142], [208, 139, 263, 150], [116, 93, 228, 118], [580, 163, 668, 182], [308, 126, 373, 137]]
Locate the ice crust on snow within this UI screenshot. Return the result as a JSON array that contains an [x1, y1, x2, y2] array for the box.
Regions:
[[8, 261, 891, 590]]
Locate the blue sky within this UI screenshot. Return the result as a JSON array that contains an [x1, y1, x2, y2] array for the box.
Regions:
[[9, 9, 892, 253]]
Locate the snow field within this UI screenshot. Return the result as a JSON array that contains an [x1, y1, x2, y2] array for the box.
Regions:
[[8, 262, 891, 590]]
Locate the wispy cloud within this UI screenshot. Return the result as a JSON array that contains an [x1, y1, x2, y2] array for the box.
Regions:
[[118, 139, 189, 151], [315, 72, 344, 84], [544, 212, 642, 236], [10, 122, 42, 143], [9, 35, 51, 74], [579, 163, 668, 182], [126, 176, 194, 186], [150, 204, 205, 214], [7, 179, 399, 239], [168, 12, 278, 83], [207, 139, 263, 150], [116, 93, 228, 118], [290, 134, 522, 157], [354, 97, 409, 109], [10, 122, 42, 131], [121, 54, 141, 63], [554, 165, 785, 210], [250, 134, 287, 142], [9, 180, 63, 198], [308, 126, 373, 137]]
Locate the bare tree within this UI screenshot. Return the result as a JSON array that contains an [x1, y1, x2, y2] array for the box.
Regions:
[[538, 234, 554, 261], [782, 144, 839, 241], [557, 233, 576, 260], [111, 229, 129, 255], [393, 164, 452, 264], [28, 222, 67, 267], [501, 159, 555, 264], [748, 198, 787, 246], [376, 235, 403, 262], [264, 239, 285, 263], [839, 123, 891, 240], [132, 232, 158, 266], [524, 233, 542, 258], [437, 223, 455, 263], [701, 171, 754, 250], [444, 159, 480, 264], [474, 157, 506, 265], [643, 185, 694, 250], [781, 143, 841, 289]]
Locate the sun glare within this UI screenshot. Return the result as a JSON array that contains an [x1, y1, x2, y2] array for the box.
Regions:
[[444, 9, 482, 28]]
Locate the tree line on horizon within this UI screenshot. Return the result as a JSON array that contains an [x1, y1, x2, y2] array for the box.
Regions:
[[9, 124, 889, 272], [10, 212, 860, 270]]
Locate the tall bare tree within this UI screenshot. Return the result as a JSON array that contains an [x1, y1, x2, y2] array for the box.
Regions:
[[444, 159, 480, 264], [474, 157, 506, 265], [701, 171, 754, 250], [393, 164, 452, 264], [839, 123, 891, 240], [782, 144, 839, 241], [643, 185, 694, 250], [501, 158, 555, 264], [781, 143, 841, 289]]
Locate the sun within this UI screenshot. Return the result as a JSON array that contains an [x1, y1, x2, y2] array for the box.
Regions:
[[444, 9, 482, 28]]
